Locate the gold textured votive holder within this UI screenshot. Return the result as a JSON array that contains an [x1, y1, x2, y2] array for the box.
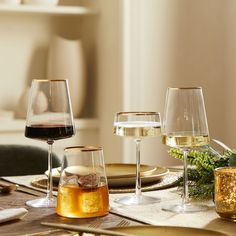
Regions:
[[214, 167, 236, 222]]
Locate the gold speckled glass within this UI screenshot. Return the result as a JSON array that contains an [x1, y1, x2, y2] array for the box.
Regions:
[[214, 167, 236, 221]]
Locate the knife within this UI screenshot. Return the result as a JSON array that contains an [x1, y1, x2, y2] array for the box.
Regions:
[[0, 179, 42, 196], [16, 187, 43, 197], [41, 222, 136, 236]]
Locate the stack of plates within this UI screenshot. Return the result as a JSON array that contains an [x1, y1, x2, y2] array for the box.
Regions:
[[46, 163, 169, 188], [37, 165, 176, 193], [105, 163, 168, 187]]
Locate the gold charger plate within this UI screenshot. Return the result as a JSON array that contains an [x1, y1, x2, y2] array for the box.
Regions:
[[107, 226, 228, 236], [31, 172, 179, 193]]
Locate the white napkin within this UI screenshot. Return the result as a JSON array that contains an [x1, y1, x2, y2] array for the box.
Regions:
[[0, 208, 28, 223]]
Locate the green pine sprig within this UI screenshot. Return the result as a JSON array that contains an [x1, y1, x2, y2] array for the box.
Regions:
[[168, 146, 233, 200]]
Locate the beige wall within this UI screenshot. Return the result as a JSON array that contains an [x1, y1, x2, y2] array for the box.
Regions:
[[224, 0, 236, 149], [69, 0, 236, 166], [121, 0, 233, 166], [80, 0, 123, 163]]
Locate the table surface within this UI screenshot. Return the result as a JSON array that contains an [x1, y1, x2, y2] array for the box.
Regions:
[[0, 179, 143, 236], [1, 175, 235, 236]]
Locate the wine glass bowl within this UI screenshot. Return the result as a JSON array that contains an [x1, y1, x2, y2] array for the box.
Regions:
[[113, 111, 161, 205], [161, 87, 210, 213], [25, 79, 75, 208]]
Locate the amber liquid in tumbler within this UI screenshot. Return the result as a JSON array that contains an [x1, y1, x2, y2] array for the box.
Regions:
[[56, 183, 109, 218]]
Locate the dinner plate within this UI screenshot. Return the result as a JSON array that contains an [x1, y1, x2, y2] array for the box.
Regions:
[[107, 166, 169, 187], [61, 164, 157, 178], [106, 225, 228, 236], [105, 163, 157, 178], [45, 168, 61, 182]]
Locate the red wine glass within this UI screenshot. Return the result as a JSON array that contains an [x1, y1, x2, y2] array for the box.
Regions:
[[25, 79, 75, 208]]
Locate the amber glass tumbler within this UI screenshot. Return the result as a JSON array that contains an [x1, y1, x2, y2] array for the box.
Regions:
[[56, 146, 109, 218]]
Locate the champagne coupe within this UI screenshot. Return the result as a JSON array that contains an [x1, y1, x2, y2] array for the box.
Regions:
[[161, 87, 209, 213], [25, 79, 75, 208], [114, 112, 161, 205]]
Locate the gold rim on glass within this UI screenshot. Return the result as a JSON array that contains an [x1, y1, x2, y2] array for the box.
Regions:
[[215, 167, 236, 173], [168, 87, 202, 90], [65, 146, 103, 152], [33, 79, 68, 82], [116, 111, 160, 116]]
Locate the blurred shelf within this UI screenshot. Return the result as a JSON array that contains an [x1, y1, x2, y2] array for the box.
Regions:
[[0, 5, 98, 15], [74, 118, 99, 131], [0, 118, 99, 133]]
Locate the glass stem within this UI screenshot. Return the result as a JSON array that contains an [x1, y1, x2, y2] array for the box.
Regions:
[[46, 140, 54, 200], [182, 149, 189, 206], [135, 139, 142, 197]]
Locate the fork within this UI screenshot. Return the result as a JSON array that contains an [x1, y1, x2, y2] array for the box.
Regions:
[[115, 219, 130, 227], [88, 218, 104, 228]]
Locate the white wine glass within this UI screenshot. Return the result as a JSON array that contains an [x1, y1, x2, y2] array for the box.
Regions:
[[161, 87, 210, 213], [25, 79, 75, 208], [113, 112, 161, 205]]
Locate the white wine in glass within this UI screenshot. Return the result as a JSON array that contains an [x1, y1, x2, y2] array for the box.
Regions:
[[114, 112, 161, 205], [161, 87, 210, 213], [25, 79, 75, 208]]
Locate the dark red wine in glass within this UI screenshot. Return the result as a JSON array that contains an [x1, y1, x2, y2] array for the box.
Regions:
[[25, 79, 75, 208], [25, 124, 74, 141]]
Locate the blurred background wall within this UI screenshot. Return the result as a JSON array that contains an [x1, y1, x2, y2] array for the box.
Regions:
[[0, 0, 235, 166], [93, 0, 232, 166]]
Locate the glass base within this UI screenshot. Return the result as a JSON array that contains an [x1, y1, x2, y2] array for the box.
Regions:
[[26, 197, 56, 208], [114, 194, 161, 206], [162, 203, 209, 213]]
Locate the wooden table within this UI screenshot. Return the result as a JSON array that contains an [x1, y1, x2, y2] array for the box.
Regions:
[[0, 182, 143, 236], [1, 174, 235, 236]]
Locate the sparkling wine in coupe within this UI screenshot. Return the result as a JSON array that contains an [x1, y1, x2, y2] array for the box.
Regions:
[[114, 121, 161, 137], [113, 112, 161, 205], [162, 133, 209, 148]]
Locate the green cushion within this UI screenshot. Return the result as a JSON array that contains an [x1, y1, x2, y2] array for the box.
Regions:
[[0, 145, 61, 176]]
